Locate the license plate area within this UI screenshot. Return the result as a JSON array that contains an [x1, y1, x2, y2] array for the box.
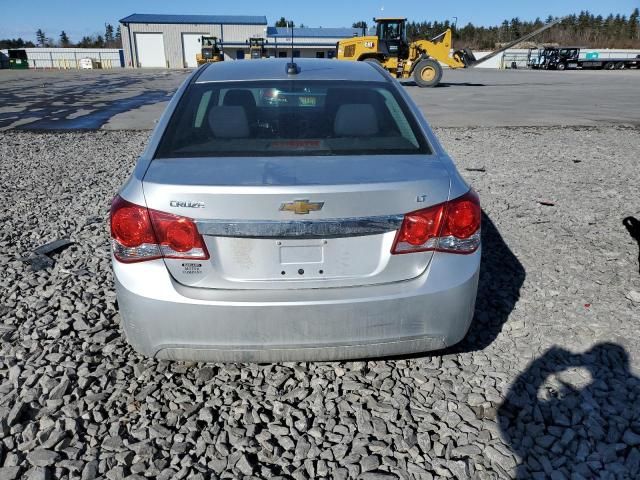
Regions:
[[280, 243, 324, 265], [208, 235, 386, 282]]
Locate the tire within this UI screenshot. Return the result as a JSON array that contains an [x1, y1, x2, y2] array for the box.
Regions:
[[615, 61, 625, 70], [605, 62, 615, 70], [413, 59, 443, 87], [556, 62, 566, 71]]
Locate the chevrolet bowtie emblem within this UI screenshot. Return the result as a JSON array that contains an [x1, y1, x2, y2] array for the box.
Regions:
[[280, 199, 324, 215]]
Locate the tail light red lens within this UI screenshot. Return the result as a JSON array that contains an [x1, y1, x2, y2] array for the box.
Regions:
[[392, 190, 481, 255], [148, 210, 208, 259], [110, 196, 209, 263], [111, 200, 156, 248]]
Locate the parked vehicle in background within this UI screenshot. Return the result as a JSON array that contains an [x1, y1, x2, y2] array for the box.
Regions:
[[337, 16, 562, 87], [79, 57, 98, 69], [8, 49, 29, 69], [528, 46, 640, 70], [196, 36, 224, 65], [248, 37, 268, 59], [110, 58, 481, 362]]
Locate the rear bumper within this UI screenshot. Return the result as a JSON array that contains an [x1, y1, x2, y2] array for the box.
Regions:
[[114, 249, 480, 362]]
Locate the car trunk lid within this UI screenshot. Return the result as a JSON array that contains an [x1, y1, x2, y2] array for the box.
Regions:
[[142, 155, 450, 289]]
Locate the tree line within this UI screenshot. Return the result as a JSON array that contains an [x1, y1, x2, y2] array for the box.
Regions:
[[2, 10, 639, 51], [0, 24, 122, 49], [406, 9, 640, 49]]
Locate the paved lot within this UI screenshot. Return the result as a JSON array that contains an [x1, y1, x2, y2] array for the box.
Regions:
[[1, 66, 640, 479], [406, 68, 640, 127], [0, 69, 187, 131], [0, 67, 639, 129]]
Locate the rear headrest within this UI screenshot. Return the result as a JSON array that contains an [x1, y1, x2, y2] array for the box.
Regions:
[[334, 104, 378, 137], [223, 89, 256, 109], [208, 106, 249, 138]]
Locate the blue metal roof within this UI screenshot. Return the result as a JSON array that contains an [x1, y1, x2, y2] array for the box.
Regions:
[[119, 14, 267, 25], [266, 27, 362, 38]]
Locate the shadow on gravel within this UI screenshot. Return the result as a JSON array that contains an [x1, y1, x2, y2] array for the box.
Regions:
[[455, 212, 526, 353], [498, 343, 640, 478], [382, 212, 525, 361], [623, 217, 640, 274]]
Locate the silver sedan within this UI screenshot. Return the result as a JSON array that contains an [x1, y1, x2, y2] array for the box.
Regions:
[[110, 58, 480, 362]]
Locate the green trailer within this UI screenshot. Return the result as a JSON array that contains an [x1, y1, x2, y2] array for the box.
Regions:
[[8, 49, 29, 69]]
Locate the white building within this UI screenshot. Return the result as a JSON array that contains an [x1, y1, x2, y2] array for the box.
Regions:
[[119, 14, 269, 68], [119, 14, 362, 67], [263, 27, 361, 59]]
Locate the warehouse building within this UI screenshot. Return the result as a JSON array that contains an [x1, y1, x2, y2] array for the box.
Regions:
[[120, 14, 268, 68], [119, 13, 362, 68], [263, 27, 361, 59]]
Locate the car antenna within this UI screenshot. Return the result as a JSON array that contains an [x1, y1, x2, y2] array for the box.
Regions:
[[286, 20, 299, 74]]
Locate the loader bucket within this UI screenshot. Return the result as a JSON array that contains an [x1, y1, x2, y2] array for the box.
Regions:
[[454, 48, 477, 67]]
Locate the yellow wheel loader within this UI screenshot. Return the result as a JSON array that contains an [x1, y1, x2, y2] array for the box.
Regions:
[[196, 36, 224, 65], [248, 37, 268, 59], [337, 17, 562, 87]]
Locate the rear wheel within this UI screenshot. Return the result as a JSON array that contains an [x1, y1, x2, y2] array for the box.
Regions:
[[605, 62, 615, 70], [556, 62, 566, 71], [413, 59, 443, 88], [615, 61, 625, 70]]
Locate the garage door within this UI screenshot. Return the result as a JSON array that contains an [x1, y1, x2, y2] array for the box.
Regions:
[[135, 33, 166, 68], [182, 33, 206, 68]]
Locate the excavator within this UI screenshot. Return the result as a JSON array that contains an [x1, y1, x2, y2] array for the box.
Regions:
[[196, 36, 224, 65], [337, 17, 563, 87]]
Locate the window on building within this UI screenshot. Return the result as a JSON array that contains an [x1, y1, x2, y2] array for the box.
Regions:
[[293, 50, 300, 58], [328, 50, 336, 59], [236, 50, 245, 60], [316, 52, 325, 58], [278, 51, 288, 58]]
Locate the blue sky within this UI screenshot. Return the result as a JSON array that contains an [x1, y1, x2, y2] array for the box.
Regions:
[[1, 0, 638, 42]]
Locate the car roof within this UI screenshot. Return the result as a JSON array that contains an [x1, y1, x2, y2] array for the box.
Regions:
[[195, 58, 389, 84]]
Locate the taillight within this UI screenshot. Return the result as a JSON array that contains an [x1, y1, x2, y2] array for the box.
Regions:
[[110, 196, 209, 263], [391, 190, 481, 255], [148, 209, 209, 259]]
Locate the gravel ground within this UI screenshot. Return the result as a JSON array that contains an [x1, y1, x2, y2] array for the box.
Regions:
[[1, 126, 639, 479]]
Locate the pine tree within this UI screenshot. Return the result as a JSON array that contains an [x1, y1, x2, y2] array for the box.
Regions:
[[36, 29, 46, 47], [630, 8, 639, 39], [78, 36, 93, 48], [59, 31, 71, 47], [105, 24, 114, 45]]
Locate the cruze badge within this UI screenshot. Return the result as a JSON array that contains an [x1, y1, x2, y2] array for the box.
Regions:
[[280, 199, 324, 215], [170, 200, 205, 208]]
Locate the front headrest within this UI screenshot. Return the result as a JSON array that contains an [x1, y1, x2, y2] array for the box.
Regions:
[[334, 104, 378, 137], [208, 106, 249, 138]]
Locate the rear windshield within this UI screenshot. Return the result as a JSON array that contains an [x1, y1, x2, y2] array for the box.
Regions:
[[155, 80, 431, 158]]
